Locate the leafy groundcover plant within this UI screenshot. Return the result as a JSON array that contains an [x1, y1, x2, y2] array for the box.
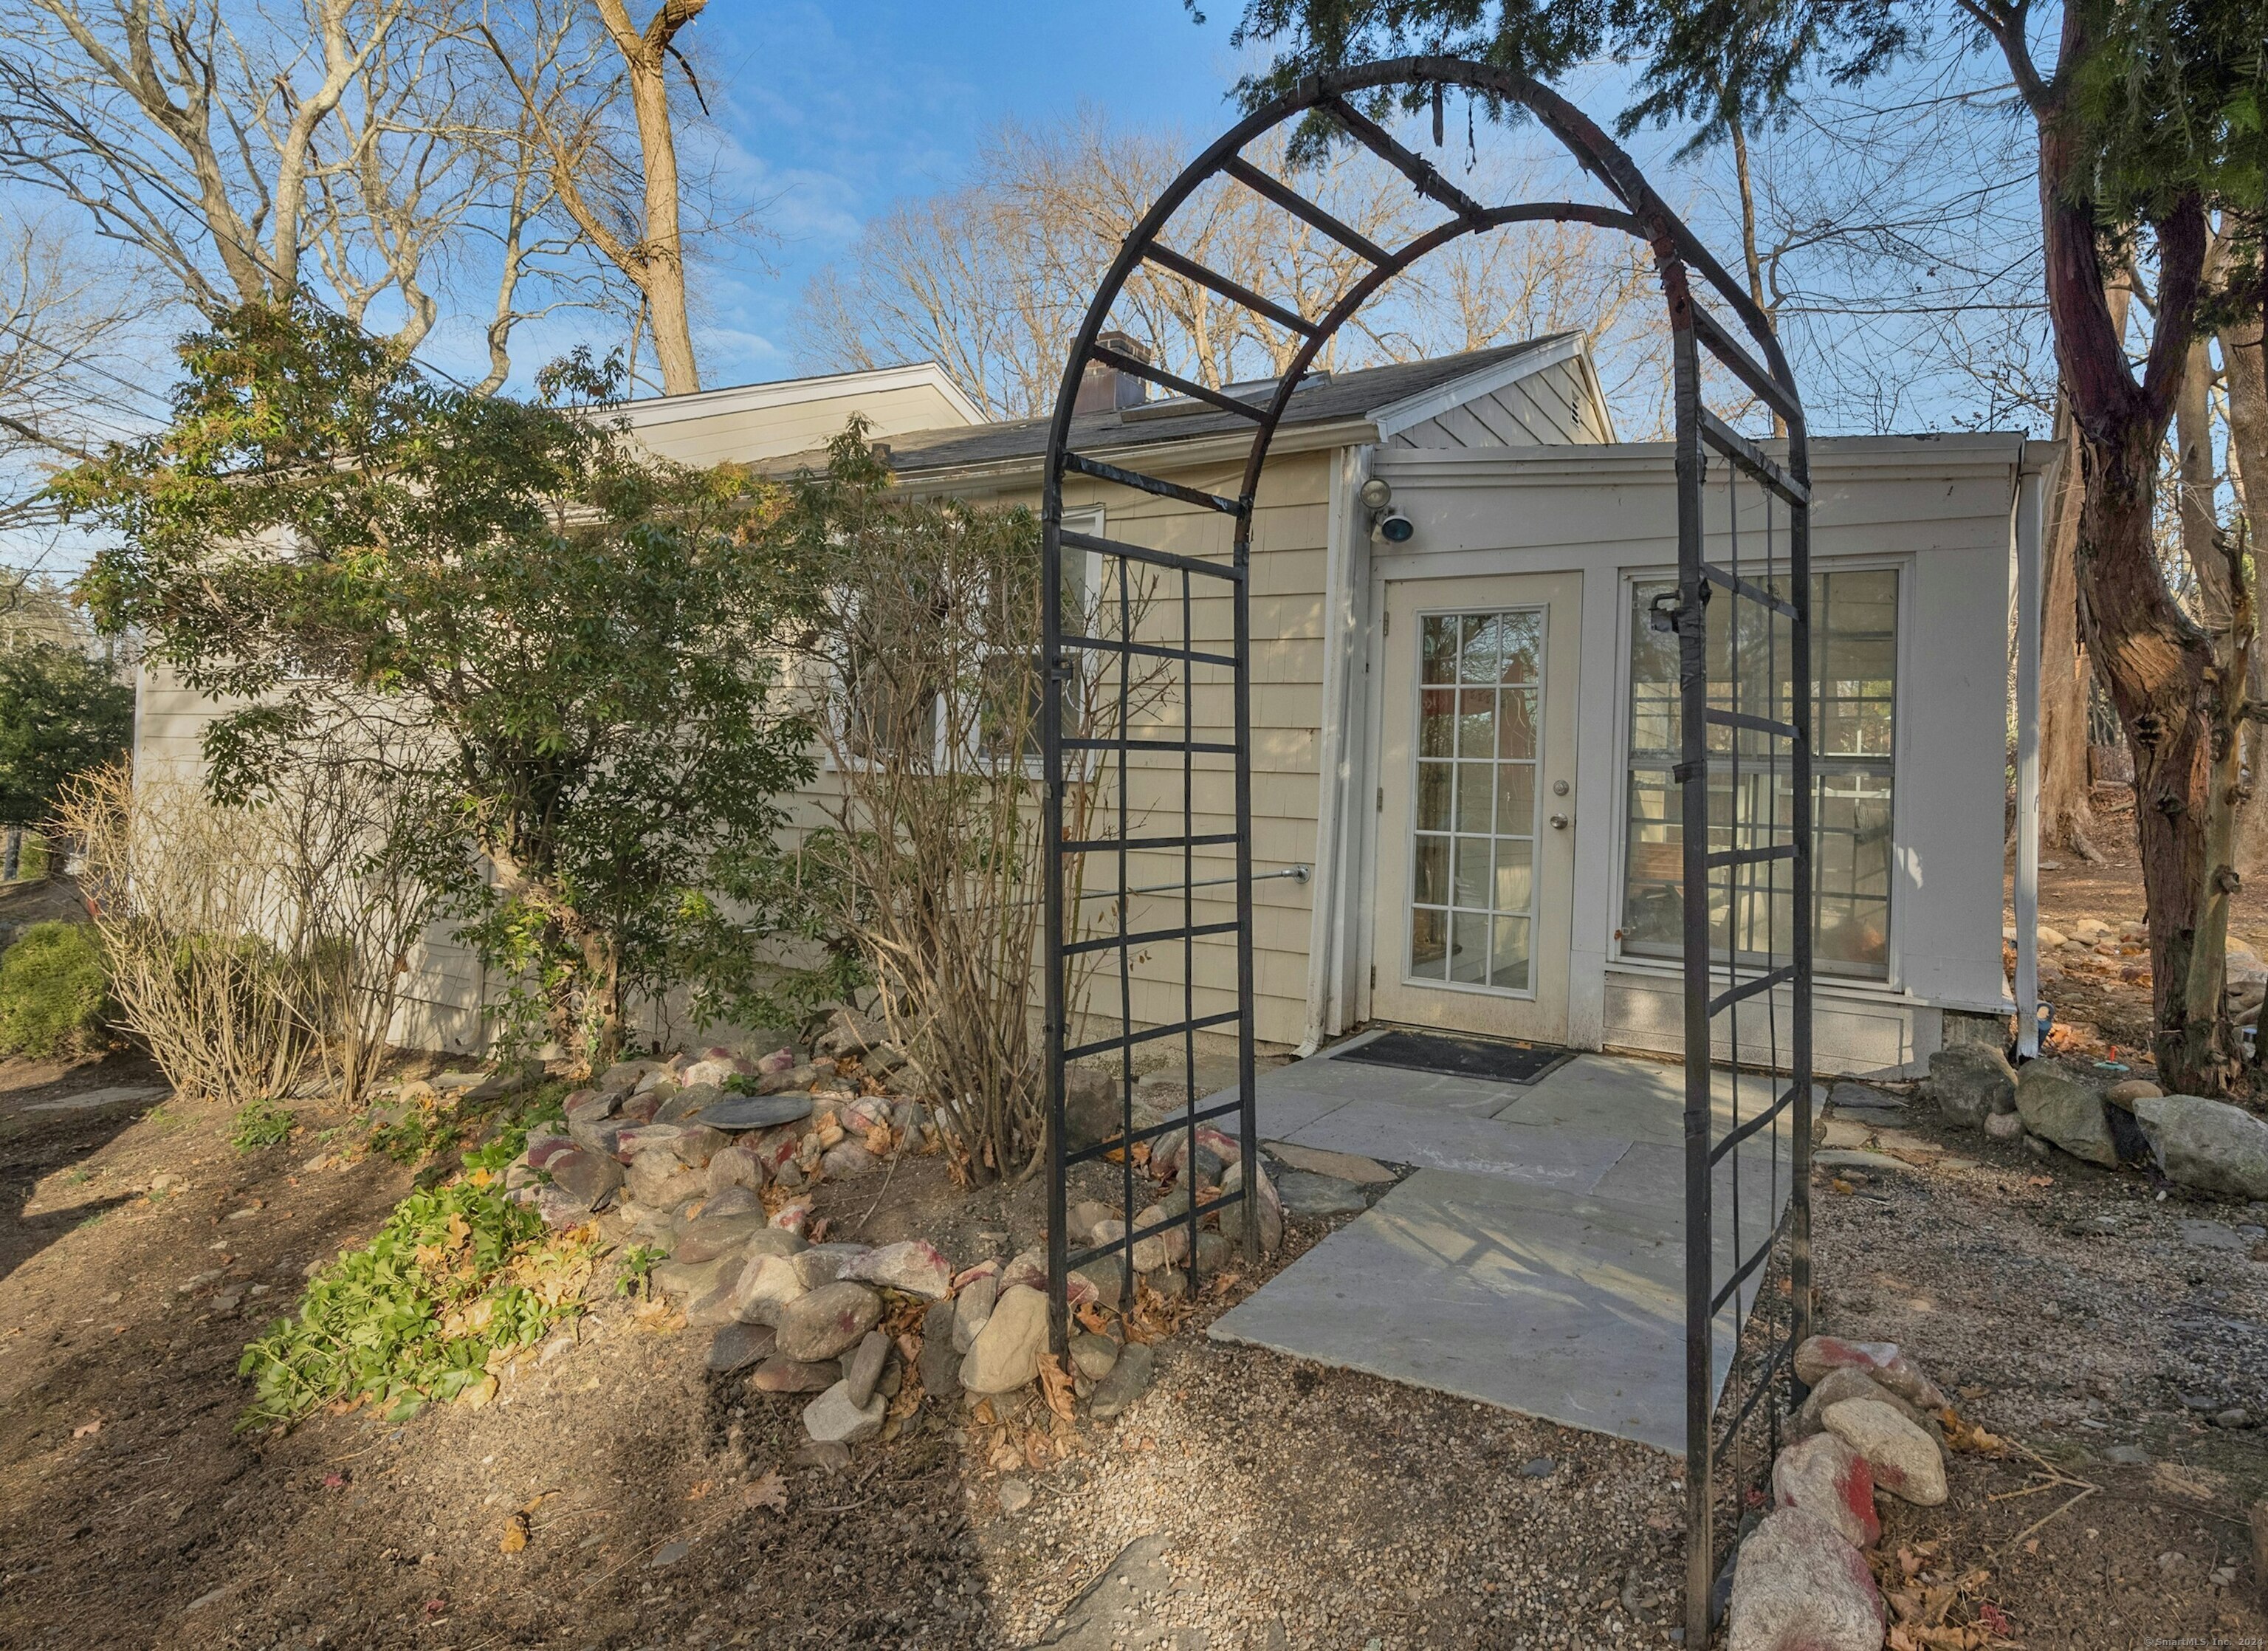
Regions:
[[238, 1172, 596, 1429]]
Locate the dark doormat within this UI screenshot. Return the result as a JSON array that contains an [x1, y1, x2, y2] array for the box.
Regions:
[[1332, 1029, 1575, 1086]]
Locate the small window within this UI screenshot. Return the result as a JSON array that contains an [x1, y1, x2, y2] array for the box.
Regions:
[[1621, 568, 1896, 978]]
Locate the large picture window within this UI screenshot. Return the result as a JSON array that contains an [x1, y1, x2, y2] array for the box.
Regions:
[[1621, 568, 1896, 978]]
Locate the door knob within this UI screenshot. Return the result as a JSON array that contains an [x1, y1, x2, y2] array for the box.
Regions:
[[1549, 813, 1570, 830]]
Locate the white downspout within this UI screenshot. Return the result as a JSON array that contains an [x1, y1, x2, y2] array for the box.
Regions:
[[1298, 443, 1375, 1056], [2013, 456, 2045, 1058]]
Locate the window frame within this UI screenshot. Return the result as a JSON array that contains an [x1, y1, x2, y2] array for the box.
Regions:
[[1608, 555, 1910, 988], [822, 505, 1106, 780]]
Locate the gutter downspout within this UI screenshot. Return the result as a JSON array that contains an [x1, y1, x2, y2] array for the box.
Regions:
[[1299, 443, 1375, 1056], [2013, 451, 2047, 1058]]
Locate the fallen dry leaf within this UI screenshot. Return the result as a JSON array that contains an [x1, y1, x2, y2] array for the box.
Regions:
[[1035, 1353, 1078, 1424], [685, 1479, 711, 1502], [743, 1470, 788, 1512], [72, 1418, 100, 1439], [498, 1513, 529, 1554]]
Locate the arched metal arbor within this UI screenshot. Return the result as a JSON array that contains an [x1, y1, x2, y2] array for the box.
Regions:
[[1040, 58, 1814, 1641]]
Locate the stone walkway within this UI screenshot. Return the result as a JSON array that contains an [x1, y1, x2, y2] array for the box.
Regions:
[[1210, 1037, 1808, 1454]]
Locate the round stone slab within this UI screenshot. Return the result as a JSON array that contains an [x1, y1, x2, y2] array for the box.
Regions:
[[696, 1094, 815, 1131]]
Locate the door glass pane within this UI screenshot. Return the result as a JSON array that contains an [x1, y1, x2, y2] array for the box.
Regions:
[[1455, 763, 1493, 832], [1491, 916, 1530, 989], [1421, 616, 1457, 683], [1453, 836, 1491, 905], [1457, 689, 1495, 757], [1420, 688, 1455, 757], [1404, 604, 1548, 994], [1416, 761, 1452, 831], [1496, 765, 1535, 835], [1412, 837, 1449, 905], [1410, 907, 1449, 978], [1450, 911, 1491, 984]]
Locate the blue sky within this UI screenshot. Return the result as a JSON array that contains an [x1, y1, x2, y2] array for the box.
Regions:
[[677, 1, 1254, 387]]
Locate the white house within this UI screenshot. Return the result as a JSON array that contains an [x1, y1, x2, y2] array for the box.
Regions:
[[133, 337, 2050, 1075]]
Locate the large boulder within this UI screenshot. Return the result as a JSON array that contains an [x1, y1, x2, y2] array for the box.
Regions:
[[959, 1283, 1048, 1394], [548, 1148, 623, 1209], [918, 1300, 963, 1399], [1217, 1159, 1284, 1255], [729, 1252, 809, 1325], [2134, 1094, 2268, 1200], [1771, 1432, 1879, 1548], [2015, 1059, 2119, 1167], [1791, 1365, 1942, 1449], [1924, 1044, 2016, 1130], [1822, 1398, 1948, 1506], [1062, 1065, 1122, 1153], [843, 1239, 955, 1300], [802, 1379, 885, 1446], [1793, 1336, 1946, 1410], [1725, 1507, 1884, 1651], [776, 1282, 884, 1363]]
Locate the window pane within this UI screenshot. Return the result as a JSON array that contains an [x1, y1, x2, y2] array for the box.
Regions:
[[1422, 616, 1457, 684], [1491, 916, 1530, 990], [1457, 689, 1495, 757], [1458, 614, 1497, 683], [1453, 836, 1492, 907], [1496, 611, 1542, 684], [1410, 907, 1449, 978], [1498, 690, 1536, 759], [1622, 572, 1895, 978], [1456, 762, 1493, 832], [1496, 765, 1536, 837], [1416, 761, 1452, 831], [1494, 839, 1533, 913], [1412, 836, 1449, 905], [1420, 688, 1456, 757], [1451, 911, 1491, 984]]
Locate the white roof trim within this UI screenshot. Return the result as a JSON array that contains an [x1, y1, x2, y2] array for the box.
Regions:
[[610, 361, 986, 431], [1365, 332, 1587, 440]]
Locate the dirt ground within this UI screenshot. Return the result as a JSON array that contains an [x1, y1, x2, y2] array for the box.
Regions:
[[3, 849, 2265, 1649]]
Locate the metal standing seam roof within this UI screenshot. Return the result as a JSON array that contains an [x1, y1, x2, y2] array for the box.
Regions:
[[757, 334, 1573, 480]]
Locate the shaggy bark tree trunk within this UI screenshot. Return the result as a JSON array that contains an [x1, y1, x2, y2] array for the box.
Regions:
[[2032, 49, 2224, 1091], [2226, 312, 2268, 878], [2038, 398, 2100, 857]]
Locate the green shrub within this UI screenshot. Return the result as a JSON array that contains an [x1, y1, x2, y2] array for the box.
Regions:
[[230, 1098, 296, 1151], [0, 921, 110, 1059], [237, 1175, 595, 1429]]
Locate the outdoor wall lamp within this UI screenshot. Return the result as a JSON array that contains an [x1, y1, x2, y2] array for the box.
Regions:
[[1360, 476, 1414, 543]]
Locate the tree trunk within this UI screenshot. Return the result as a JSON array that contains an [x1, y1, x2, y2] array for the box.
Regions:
[[2227, 314, 2268, 876], [2038, 397, 2100, 857], [2035, 86, 2223, 1088], [596, 0, 703, 396], [2176, 338, 2227, 630]]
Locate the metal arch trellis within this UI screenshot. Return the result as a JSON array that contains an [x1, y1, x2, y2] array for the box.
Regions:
[[1037, 56, 1814, 1644]]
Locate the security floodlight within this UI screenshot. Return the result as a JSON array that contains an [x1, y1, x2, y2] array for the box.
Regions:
[[1377, 509, 1415, 543], [1358, 477, 1393, 510]]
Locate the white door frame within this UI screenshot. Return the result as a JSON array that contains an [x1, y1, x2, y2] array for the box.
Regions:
[[1354, 565, 1584, 1041]]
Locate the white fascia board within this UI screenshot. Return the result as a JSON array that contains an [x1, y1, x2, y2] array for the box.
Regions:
[[1364, 331, 1584, 441], [1372, 430, 2030, 487], [889, 417, 1378, 498], [608, 361, 986, 432]]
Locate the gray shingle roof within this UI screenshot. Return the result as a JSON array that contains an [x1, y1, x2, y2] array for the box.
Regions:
[[769, 336, 1567, 479]]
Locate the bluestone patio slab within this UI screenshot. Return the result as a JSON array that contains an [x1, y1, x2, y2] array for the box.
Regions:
[[1209, 1164, 1763, 1453], [1274, 1099, 1631, 1191]]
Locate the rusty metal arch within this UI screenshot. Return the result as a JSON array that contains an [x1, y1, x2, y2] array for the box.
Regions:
[[1039, 58, 1814, 1642]]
